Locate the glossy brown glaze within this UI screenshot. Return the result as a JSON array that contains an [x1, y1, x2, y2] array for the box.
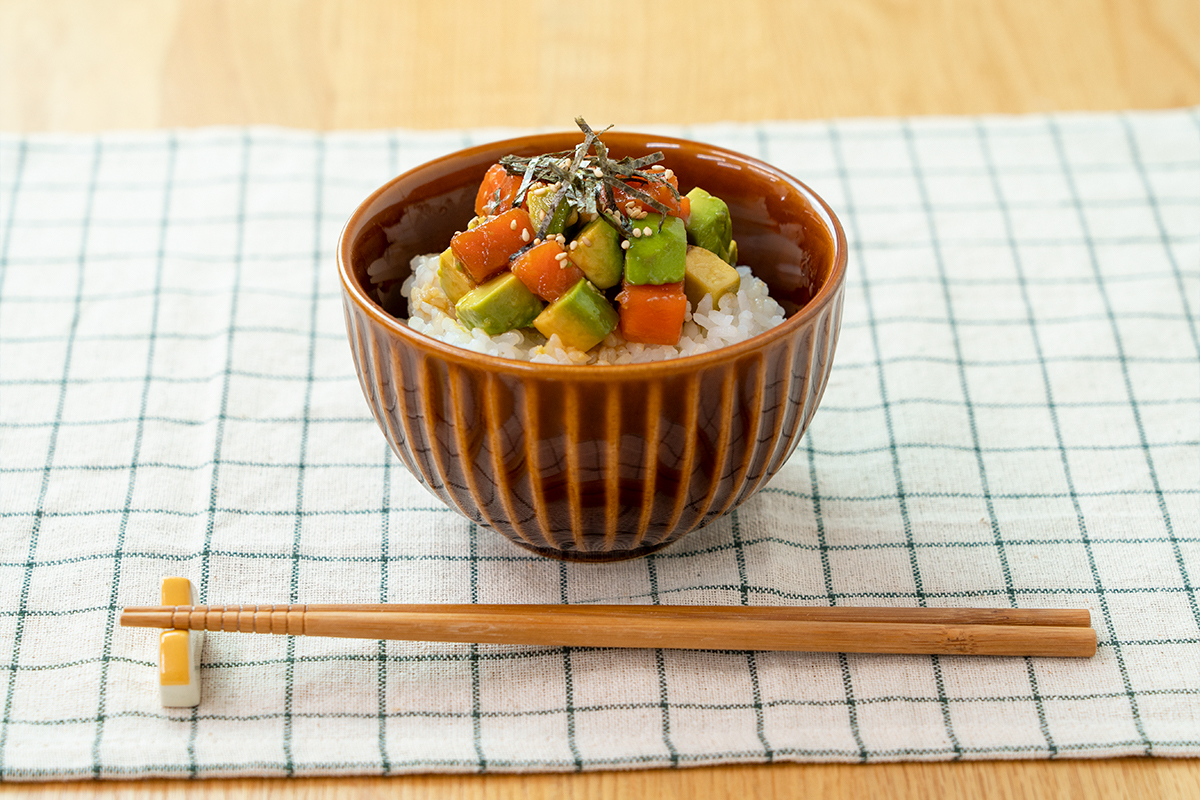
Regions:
[[338, 132, 847, 561]]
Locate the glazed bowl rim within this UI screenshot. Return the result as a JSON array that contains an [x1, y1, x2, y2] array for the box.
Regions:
[[337, 130, 848, 376]]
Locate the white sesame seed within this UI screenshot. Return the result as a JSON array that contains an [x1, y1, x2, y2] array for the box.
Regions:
[[555, 252, 567, 260], [509, 219, 517, 231], [643, 226, 653, 236], [521, 228, 530, 242], [651, 164, 665, 172], [582, 236, 592, 247], [632, 228, 642, 238], [663, 169, 674, 179], [593, 167, 603, 177], [533, 237, 541, 245], [621, 240, 630, 250], [569, 241, 578, 251]]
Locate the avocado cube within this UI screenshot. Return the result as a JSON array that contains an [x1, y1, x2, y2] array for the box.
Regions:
[[526, 186, 576, 237], [437, 247, 476, 305], [533, 279, 619, 352], [568, 218, 624, 289], [624, 213, 686, 286], [684, 245, 741, 309], [455, 272, 544, 335], [684, 187, 734, 264]]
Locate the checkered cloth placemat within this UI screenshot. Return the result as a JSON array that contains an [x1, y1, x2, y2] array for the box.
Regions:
[[0, 110, 1197, 780]]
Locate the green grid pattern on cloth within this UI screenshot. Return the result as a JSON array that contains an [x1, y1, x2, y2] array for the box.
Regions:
[[0, 110, 1197, 780]]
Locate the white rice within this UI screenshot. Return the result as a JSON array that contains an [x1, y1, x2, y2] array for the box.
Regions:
[[372, 248, 786, 365]]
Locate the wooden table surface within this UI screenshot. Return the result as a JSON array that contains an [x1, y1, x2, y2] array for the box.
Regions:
[[2, 0, 1198, 797]]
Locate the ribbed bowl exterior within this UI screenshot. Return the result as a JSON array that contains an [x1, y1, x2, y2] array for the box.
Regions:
[[337, 131, 847, 561], [343, 288, 842, 561]]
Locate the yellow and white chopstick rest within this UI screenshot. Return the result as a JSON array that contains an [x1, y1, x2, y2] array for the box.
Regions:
[[158, 577, 203, 707]]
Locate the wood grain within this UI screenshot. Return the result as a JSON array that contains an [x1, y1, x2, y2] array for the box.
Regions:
[[7, 759, 1199, 799], [1, 0, 1197, 796], [1, 0, 1197, 132]]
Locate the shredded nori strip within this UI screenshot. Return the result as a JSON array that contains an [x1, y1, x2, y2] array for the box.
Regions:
[[497, 117, 682, 239]]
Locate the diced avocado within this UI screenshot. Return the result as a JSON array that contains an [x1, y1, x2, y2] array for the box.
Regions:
[[684, 245, 741, 309], [624, 213, 686, 286], [455, 272, 544, 335], [533, 278, 619, 352], [526, 186, 577, 237], [684, 187, 735, 264], [437, 247, 476, 305], [568, 218, 624, 289]]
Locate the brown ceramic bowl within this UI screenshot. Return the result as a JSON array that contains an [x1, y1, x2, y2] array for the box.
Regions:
[[338, 131, 847, 562]]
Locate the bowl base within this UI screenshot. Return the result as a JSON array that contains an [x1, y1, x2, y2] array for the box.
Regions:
[[504, 535, 681, 563]]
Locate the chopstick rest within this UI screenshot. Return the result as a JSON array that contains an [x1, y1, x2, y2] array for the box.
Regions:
[[122, 604, 1097, 658], [156, 577, 203, 707]]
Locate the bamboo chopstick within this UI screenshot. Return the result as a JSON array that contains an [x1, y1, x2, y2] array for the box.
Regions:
[[120, 604, 1097, 658]]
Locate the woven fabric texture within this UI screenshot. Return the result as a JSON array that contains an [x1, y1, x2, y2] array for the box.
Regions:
[[0, 110, 1197, 780]]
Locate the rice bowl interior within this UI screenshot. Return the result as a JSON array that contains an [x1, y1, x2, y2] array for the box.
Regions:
[[371, 251, 786, 365]]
